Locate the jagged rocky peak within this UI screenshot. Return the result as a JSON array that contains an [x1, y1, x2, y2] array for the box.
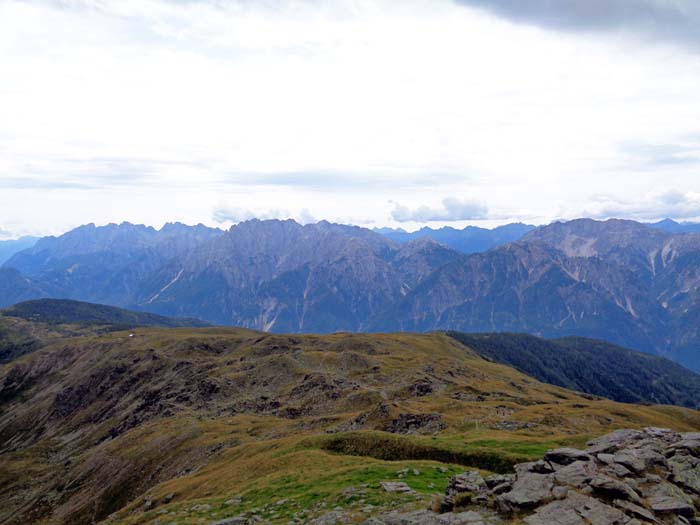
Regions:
[[523, 218, 672, 258]]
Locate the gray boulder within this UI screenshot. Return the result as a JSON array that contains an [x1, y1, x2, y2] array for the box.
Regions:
[[545, 448, 592, 466], [496, 473, 554, 512]]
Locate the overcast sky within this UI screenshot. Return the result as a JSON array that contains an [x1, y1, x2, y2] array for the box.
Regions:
[[1, 0, 700, 238]]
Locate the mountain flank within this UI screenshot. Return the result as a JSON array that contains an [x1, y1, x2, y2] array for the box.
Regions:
[[448, 332, 700, 409], [0, 236, 38, 265]]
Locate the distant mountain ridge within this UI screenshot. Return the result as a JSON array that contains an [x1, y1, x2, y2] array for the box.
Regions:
[[0, 236, 38, 265], [4, 217, 700, 369], [650, 218, 700, 234], [2, 298, 211, 328], [375, 223, 535, 254], [3, 222, 223, 307]]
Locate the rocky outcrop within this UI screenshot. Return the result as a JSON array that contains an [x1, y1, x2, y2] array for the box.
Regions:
[[385, 413, 447, 435], [370, 428, 700, 525]]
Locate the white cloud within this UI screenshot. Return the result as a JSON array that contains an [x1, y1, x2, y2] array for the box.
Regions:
[[212, 205, 316, 225], [391, 198, 489, 222], [457, 0, 700, 51], [581, 190, 700, 221]]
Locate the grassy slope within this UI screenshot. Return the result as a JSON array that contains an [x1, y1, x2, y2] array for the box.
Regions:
[[1, 328, 699, 525], [0, 299, 212, 364]]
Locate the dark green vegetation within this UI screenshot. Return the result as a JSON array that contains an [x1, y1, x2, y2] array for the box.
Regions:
[[2, 299, 210, 328], [2, 311, 700, 525], [448, 332, 700, 409], [315, 432, 537, 473]]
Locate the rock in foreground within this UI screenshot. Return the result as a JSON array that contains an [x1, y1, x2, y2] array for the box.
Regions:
[[369, 428, 700, 525]]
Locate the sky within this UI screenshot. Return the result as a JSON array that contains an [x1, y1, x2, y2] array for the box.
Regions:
[[1, 0, 700, 238]]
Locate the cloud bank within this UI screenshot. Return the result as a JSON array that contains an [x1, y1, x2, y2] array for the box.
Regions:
[[213, 207, 316, 225], [457, 0, 700, 50], [583, 190, 700, 221], [391, 198, 489, 222]]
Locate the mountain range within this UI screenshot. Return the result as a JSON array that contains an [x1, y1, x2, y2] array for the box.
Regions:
[[0, 236, 38, 265], [4, 218, 700, 370], [374, 223, 536, 254]]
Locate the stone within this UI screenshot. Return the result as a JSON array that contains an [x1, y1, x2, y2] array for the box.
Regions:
[[670, 437, 700, 458], [586, 429, 644, 454], [597, 453, 615, 464], [310, 511, 350, 524], [447, 471, 488, 497], [553, 461, 596, 488], [613, 500, 657, 523], [545, 448, 592, 466], [496, 473, 554, 511], [649, 495, 695, 517], [523, 498, 587, 525], [644, 428, 677, 439], [209, 518, 249, 525], [484, 474, 514, 489], [612, 451, 646, 474], [552, 486, 568, 500], [577, 495, 630, 525], [669, 455, 700, 494], [385, 413, 446, 435], [515, 461, 553, 475], [365, 510, 491, 525], [589, 474, 642, 504], [428, 428, 700, 525], [608, 463, 633, 478], [489, 482, 513, 496], [380, 482, 413, 494]]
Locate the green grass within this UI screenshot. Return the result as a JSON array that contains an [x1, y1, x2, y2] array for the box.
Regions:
[[137, 460, 465, 525], [464, 439, 574, 457]]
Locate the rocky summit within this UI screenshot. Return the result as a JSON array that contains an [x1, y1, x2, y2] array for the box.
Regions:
[[363, 427, 700, 525]]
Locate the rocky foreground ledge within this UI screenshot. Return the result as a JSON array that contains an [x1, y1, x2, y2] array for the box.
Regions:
[[363, 428, 700, 525]]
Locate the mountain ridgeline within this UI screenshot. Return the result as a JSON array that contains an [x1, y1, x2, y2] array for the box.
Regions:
[[0, 236, 38, 265], [375, 223, 535, 254], [0, 299, 210, 364], [4, 218, 700, 369]]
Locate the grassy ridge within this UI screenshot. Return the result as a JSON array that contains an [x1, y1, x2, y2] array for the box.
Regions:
[[2, 299, 211, 328]]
